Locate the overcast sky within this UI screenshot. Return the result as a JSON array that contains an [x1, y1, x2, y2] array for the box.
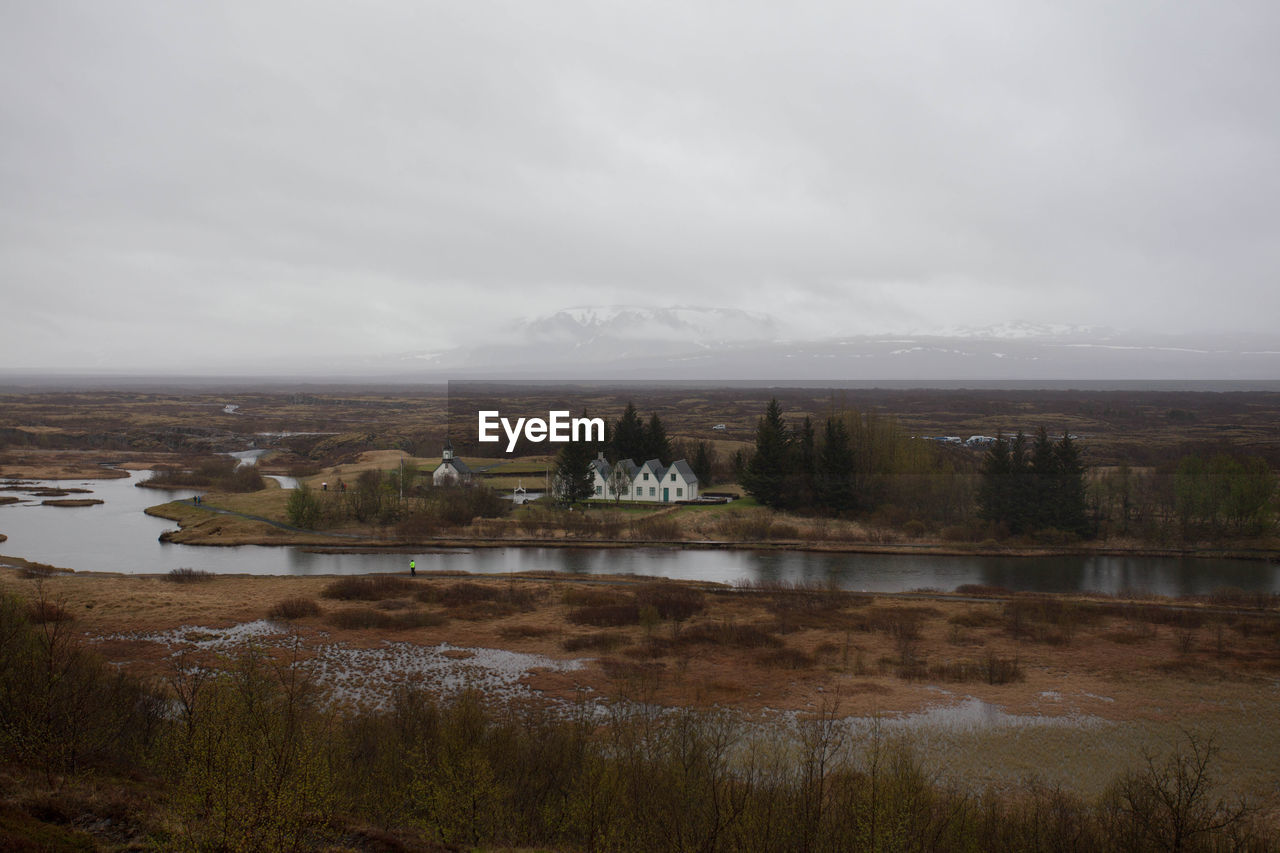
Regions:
[[3, 1, 1278, 372]]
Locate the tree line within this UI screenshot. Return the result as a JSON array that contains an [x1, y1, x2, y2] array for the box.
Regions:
[[1092, 453, 1275, 541], [739, 399, 972, 523], [977, 428, 1089, 537]]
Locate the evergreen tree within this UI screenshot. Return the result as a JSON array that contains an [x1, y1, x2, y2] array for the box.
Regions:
[[611, 403, 645, 462], [1054, 432, 1089, 536], [741, 399, 792, 508], [977, 434, 1012, 528], [553, 440, 595, 505], [1007, 431, 1032, 533], [1030, 426, 1059, 530], [691, 440, 716, 487], [789, 416, 816, 509], [978, 428, 1092, 538], [643, 412, 672, 464], [815, 416, 856, 512]]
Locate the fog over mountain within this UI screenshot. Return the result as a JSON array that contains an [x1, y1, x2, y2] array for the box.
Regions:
[[3, 3, 1279, 378], [385, 306, 1280, 382]]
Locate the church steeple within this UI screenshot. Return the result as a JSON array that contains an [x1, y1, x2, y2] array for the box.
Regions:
[[442, 439, 454, 461]]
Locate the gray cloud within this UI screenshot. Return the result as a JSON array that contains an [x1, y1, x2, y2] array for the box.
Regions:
[[3, 1, 1278, 371]]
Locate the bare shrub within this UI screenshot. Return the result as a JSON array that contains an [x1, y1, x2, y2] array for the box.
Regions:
[[634, 582, 705, 622], [562, 631, 625, 652], [268, 597, 321, 621], [568, 603, 640, 627], [166, 567, 215, 583], [1002, 597, 1089, 645], [623, 637, 674, 659], [1102, 733, 1254, 852], [321, 575, 415, 601], [417, 581, 539, 614], [631, 516, 680, 541], [928, 653, 1024, 684], [27, 599, 73, 624], [561, 588, 629, 608], [676, 621, 782, 649]]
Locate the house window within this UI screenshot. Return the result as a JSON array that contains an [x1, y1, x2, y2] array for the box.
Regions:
[[649, 487, 655, 496], [595, 485, 602, 495], [671, 472, 676, 480], [643, 472, 649, 480], [677, 488, 683, 496]]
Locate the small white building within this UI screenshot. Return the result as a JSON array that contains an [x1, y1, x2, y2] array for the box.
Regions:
[[663, 459, 699, 502], [591, 455, 639, 500], [432, 440, 473, 485]]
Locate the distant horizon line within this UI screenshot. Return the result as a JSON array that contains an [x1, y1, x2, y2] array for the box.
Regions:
[[2, 372, 1279, 394]]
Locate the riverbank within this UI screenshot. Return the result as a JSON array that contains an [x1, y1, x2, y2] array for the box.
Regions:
[[147, 493, 1280, 563], [3, 565, 1278, 802]]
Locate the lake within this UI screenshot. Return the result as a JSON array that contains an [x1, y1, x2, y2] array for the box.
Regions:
[[1, 471, 1276, 595]]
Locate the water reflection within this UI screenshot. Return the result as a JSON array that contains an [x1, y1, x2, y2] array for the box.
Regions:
[[1, 472, 1276, 595]]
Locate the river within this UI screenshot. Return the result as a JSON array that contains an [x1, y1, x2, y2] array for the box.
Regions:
[[1, 471, 1277, 595]]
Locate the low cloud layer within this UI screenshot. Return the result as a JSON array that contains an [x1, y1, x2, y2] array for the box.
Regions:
[[3, 2, 1278, 372]]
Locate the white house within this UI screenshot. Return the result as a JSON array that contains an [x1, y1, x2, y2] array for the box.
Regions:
[[591, 455, 639, 500], [663, 459, 700, 502], [432, 440, 473, 485], [632, 458, 666, 502], [589, 453, 698, 503]]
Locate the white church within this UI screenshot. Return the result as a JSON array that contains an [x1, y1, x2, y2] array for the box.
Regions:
[[431, 440, 473, 485]]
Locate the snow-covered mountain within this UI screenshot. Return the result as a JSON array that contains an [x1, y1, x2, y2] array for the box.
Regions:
[[513, 306, 779, 346], [388, 307, 1279, 382]]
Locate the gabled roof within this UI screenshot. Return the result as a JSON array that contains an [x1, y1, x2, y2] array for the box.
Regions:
[[638, 458, 666, 480], [668, 459, 698, 483], [436, 457, 472, 475], [614, 458, 639, 479], [589, 457, 611, 478]]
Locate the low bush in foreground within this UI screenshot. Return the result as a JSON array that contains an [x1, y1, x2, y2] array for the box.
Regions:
[[568, 603, 641, 627], [165, 567, 214, 583], [321, 575, 415, 601], [268, 597, 321, 621]]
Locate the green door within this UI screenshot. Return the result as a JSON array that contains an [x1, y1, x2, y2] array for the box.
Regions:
[[663, 487, 669, 502]]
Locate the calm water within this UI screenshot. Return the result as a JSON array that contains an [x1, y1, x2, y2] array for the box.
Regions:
[[1, 471, 1277, 595]]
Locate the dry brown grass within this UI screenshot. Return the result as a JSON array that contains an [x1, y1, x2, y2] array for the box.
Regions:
[[6, 563, 1280, 803], [5, 565, 1279, 728]]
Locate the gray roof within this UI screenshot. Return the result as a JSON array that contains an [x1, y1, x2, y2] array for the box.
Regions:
[[436, 457, 472, 475], [669, 459, 698, 483], [615, 458, 639, 478], [589, 457, 611, 477]]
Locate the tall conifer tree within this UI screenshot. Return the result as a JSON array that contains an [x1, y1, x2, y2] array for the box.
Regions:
[[742, 399, 792, 508], [816, 416, 856, 512]]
